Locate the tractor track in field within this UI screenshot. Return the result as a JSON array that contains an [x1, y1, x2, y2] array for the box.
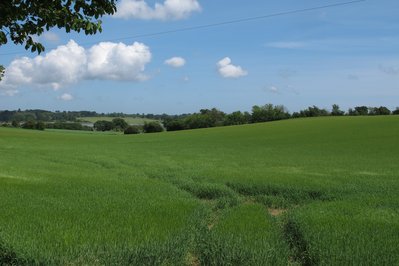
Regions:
[[148, 174, 329, 265]]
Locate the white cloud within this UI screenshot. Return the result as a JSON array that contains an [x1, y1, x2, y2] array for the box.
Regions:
[[87, 41, 151, 81], [262, 85, 280, 94], [0, 40, 86, 92], [217, 57, 247, 78], [115, 0, 201, 20], [0, 40, 152, 95], [58, 93, 74, 101], [269, 86, 279, 94], [164, 57, 186, 68]]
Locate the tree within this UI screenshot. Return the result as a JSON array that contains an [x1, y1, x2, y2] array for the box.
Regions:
[[251, 104, 290, 123], [21, 120, 36, 129], [0, 0, 117, 53], [94, 120, 114, 131], [11, 120, 19, 127], [298, 106, 329, 117], [124, 126, 140, 135], [199, 108, 226, 127], [0, 0, 117, 79], [163, 119, 186, 131], [36, 121, 45, 130], [0, 65, 4, 81], [331, 104, 344, 116], [225, 111, 247, 126], [184, 113, 211, 129], [354, 106, 369, 116], [368, 106, 391, 116], [143, 122, 164, 133], [393, 108, 399, 115], [112, 118, 128, 131]]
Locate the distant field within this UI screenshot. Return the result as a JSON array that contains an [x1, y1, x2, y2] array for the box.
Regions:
[[0, 116, 398, 265], [77, 116, 157, 125]]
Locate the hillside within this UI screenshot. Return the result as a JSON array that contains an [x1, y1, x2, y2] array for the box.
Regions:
[[0, 116, 398, 265]]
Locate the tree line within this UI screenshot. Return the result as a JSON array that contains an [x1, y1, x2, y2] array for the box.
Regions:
[[0, 109, 97, 122], [162, 104, 399, 132], [0, 109, 183, 123], [1, 104, 398, 133], [94, 119, 163, 134]]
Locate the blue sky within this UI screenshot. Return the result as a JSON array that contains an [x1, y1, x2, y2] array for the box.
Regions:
[[0, 0, 398, 114]]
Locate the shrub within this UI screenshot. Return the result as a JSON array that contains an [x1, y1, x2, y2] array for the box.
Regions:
[[143, 122, 163, 133], [36, 121, 45, 130], [11, 120, 19, 127], [112, 118, 128, 131], [21, 121, 36, 129], [164, 119, 186, 131], [124, 126, 140, 135], [94, 120, 114, 131]]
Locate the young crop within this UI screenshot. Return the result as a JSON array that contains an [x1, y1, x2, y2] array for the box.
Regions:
[[0, 116, 398, 264]]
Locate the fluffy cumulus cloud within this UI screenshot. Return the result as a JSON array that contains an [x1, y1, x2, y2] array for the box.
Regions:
[[58, 93, 74, 101], [164, 56, 186, 68], [217, 57, 247, 78], [87, 41, 151, 81], [0, 40, 152, 95], [115, 0, 201, 20]]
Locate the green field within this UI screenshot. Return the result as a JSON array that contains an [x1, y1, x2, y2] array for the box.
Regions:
[[78, 116, 157, 125], [0, 116, 398, 265]]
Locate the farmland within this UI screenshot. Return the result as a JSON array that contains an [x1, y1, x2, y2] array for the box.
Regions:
[[77, 116, 157, 125], [0, 116, 398, 265]]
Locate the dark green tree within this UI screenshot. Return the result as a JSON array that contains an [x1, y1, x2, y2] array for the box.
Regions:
[[199, 108, 226, 127], [94, 120, 114, 131], [331, 104, 344, 116], [0, 0, 117, 53], [163, 119, 186, 131], [184, 113, 211, 129], [368, 106, 391, 115], [124, 126, 141, 135], [112, 118, 128, 131], [143, 122, 164, 133], [0, 0, 117, 79], [36, 121, 45, 130], [377, 106, 391, 115], [0, 65, 4, 81], [21, 120, 36, 129], [298, 106, 329, 117], [354, 106, 369, 116], [251, 104, 290, 122], [225, 111, 247, 125], [11, 120, 19, 127]]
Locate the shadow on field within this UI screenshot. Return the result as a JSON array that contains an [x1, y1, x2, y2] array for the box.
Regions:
[[283, 218, 317, 266], [226, 182, 333, 206], [0, 242, 33, 266]]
